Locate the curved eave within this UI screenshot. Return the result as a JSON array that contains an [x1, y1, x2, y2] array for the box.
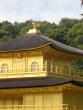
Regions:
[[0, 42, 83, 56], [42, 36, 83, 56], [50, 43, 83, 56], [0, 33, 82, 56], [0, 77, 82, 89]]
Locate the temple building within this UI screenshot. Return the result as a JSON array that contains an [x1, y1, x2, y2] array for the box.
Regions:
[[0, 25, 82, 110]]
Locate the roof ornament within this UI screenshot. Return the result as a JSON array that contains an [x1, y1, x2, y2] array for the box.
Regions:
[[32, 22, 37, 29], [27, 21, 40, 34]]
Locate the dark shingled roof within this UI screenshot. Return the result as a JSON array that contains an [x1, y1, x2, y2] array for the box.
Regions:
[[0, 33, 50, 52], [0, 33, 83, 55], [0, 77, 82, 89]]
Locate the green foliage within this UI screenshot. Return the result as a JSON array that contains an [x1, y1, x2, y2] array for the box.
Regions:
[[59, 18, 79, 31], [0, 21, 17, 42], [38, 21, 57, 38], [67, 23, 83, 48], [0, 19, 82, 50], [71, 60, 83, 69]]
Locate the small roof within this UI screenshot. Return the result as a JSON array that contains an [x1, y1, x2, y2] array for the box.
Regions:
[[0, 77, 82, 89], [0, 33, 83, 55]]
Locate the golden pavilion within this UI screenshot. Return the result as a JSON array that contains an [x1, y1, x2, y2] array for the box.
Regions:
[[0, 25, 82, 110]]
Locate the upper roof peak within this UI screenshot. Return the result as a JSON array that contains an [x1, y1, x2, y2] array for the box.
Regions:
[[27, 21, 40, 34]]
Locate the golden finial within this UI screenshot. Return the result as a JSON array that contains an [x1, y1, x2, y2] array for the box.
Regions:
[[32, 21, 40, 29], [32, 22, 37, 29], [27, 21, 40, 34]]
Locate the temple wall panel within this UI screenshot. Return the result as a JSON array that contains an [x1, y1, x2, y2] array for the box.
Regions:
[[23, 92, 63, 110], [63, 91, 83, 109]]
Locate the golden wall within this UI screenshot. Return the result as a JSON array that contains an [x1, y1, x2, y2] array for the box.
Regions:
[[0, 51, 45, 77], [63, 91, 83, 110], [0, 46, 82, 78], [0, 87, 63, 110], [23, 93, 63, 110], [0, 85, 82, 110]]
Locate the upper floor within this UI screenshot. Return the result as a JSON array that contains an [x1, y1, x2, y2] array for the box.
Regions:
[[0, 45, 82, 81]]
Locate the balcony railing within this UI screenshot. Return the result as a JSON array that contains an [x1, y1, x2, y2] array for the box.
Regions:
[[0, 65, 83, 80], [0, 104, 82, 110], [0, 104, 69, 110]]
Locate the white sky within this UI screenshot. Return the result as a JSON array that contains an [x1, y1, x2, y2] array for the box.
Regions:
[[0, 0, 82, 24]]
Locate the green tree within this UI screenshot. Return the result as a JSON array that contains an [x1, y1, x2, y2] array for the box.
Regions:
[[67, 23, 83, 49], [0, 21, 16, 42]]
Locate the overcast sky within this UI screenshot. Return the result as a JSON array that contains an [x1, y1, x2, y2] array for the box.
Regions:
[[0, 0, 82, 24]]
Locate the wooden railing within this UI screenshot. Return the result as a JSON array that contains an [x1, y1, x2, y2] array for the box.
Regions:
[[0, 65, 82, 80], [0, 104, 82, 110], [0, 104, 69, 110]]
